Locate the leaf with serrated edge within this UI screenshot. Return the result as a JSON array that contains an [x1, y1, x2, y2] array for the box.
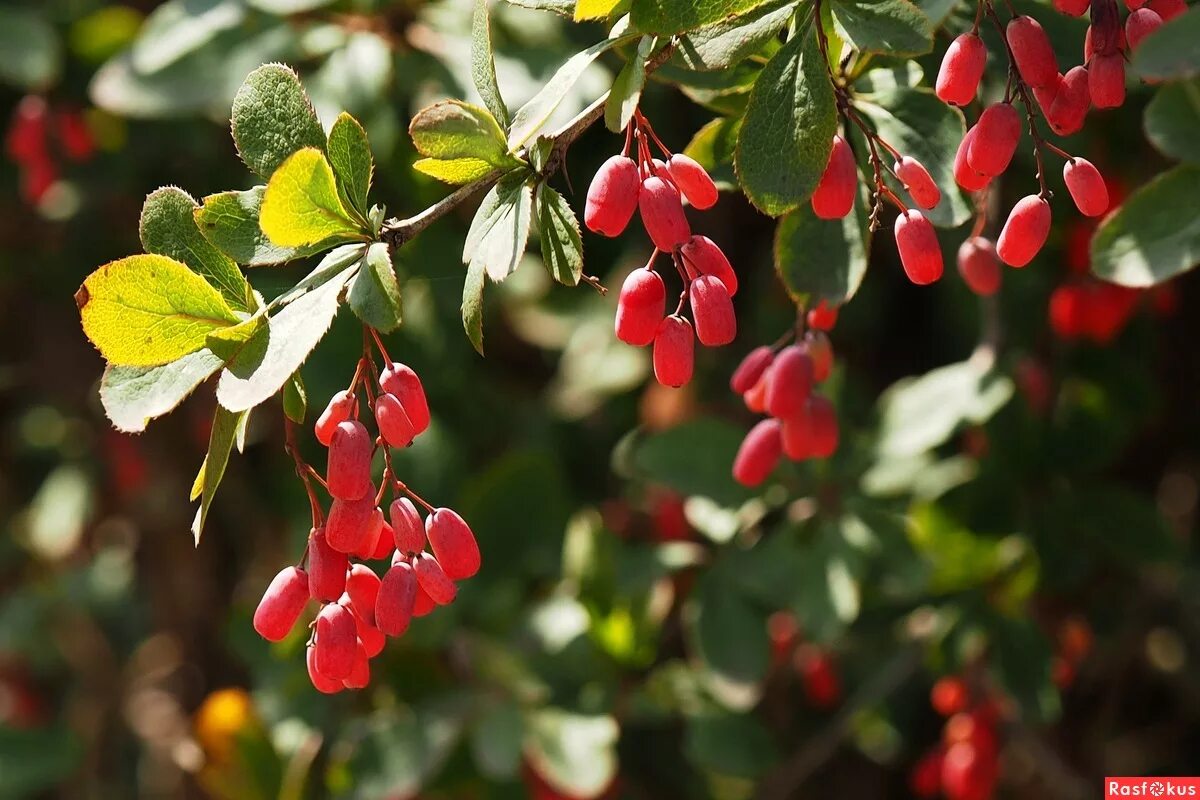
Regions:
[[101, 349, 224, 433], [537, 186, 584, 285], [349, 242, 403, 332], [829, 0, 932, 57], [410, 101, 514, 166], [206, 314, 267, 361], [77, 254, 240, 367], [473, 0, 510, 127], [327, 112, 373, 216], [191, 405, 246, 545], [463, 176, 534, 281], [260, 148, 365, 248], [606, 36, 654, 133], [195, 187, 324, 266], [231, 63, 325, 179], [462, 257, 487, 355], [284, 371, 307, 424], [414, 157, 498, 185], [676, 0, 797, 71], [631, 0, 774, 35]]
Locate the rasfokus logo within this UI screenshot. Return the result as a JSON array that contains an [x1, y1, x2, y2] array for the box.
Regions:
[[1107, 778, 1200, 797]]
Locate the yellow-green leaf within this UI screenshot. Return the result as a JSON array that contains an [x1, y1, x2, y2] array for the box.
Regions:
[[259, 147, 366, 248], [576, 0, 627, 20], [414, 156, 497, 185]]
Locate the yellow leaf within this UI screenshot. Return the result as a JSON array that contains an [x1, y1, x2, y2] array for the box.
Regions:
[[575, 0, 624, 21], [259, 147, 365, 248], [413, 156, 496, 185]]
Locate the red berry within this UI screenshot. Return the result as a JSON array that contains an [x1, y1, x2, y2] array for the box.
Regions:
[[957, 236, 1001, 296], [414, 553, 457, 605], [1063, 158, 1109, 217], [811, 135, 857, 219], [936, 33, 987, 106], [1148, 0, 1186, 20], [6, 96, 49, 163], [326, 493, 379, 553], [806, 395, 839, 458], [797, 647, 841, 708], [1086, 6, 1125, 60], [1053, 0, 1090, 15], [55, 110, 95, 162], [353, 508, 387, 560], [639, 175, 691, 251], [953, 127, 991, 192], [389, 496, 425, 554], [308, 528, 348, 602], [894, 156, 941, 210], [967, 103, 1021, 177], [352, 606, 386, 657], [425, 507, 480, 580], [1089, 53, 1125, 109], [743, 368, 771, 413], [732, 418, 783, 487], [765, 345, 812, 419], [997, 195, 1052, 267], [306, 644, 344, 693], [1046, 66, 1089, 136], [315, 390, 357, 446], [666, 153, 718, 210], [731, 347, 774, 395], [614, 268, 666, 346], [1049, 283, 1086, 338], [20, 157, 56, 204], [375, 560, 417, 636], [894, 210, 944, 285], [345, 564, 382, 626], [327, 420, 373, 501], [585, 155, 640, 236], [1126, 7, 1163, 50], [807, 300, 838, 331], [367, 520, 394, 560], [803, 331, 834, 383], [941, 741, 997, 800], [412, 582, 437, 617], [374, 393, 415, 448], [910, 749, 945, 798], [1083, 283, 1139, 342], [931, 676, 970, 716], [379, 363, 430, 435], [680, 235, 737, 296], [314, 603, 357, 680], [1125, 0, 1148, 9], [1007, 16, 1059, 89], [653, 315, 694, 387], [342, 642, 371, 689], [253, 566, 309, 642], [690, 275, 736, 347]]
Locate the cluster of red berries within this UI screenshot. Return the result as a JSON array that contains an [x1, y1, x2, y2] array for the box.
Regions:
[[729, 304, 839, 487], [911, 677, 1003, 800], [252, 361, 480, 693], [5, 96, 94, 205], [767, 612, 843, 709], [586, 113, 738, 388]]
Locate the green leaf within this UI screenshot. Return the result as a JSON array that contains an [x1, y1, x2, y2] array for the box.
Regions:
[[205, 314, 267, 361], [684, 713, 778, 779], [536, 186, 584, 286], [1091, 164, 1200, 287], [413, 157, 498, 185], [829, 0, 932, 57], [327, 112, 374, 216], [0, 726, 82, 799], [631, 0, 775, 34], [1145, 79, 1200, 163], [349, 242, 403, 332], [686, 570, 770, 705], [628, 418, 752, 507], [259, 147, 366, 248], [909, 0, 959, 26], [463, 175, 534, 282], [774, 195, 869, 305], [684, 115, 742, 187], [523, 710, 618, 798], [462, 257, 487, 355], [1131, 6, 1200, 81], [230, 63, 326, 179], [735, 29, 837, 217], [0, 7, 61, 89], [410, 100, 515, 166], [216, 251, 358, 412], [508, 37, 631, 148], [246, 0, 336, 12], [131, 0, 245, 74], [503, 0, 575, 14], [473, 0, 510, 127], [100, 350, 224, 433], [345, 703, 470, 800], [606, 36, 655, 132], [140, 186, 255, 312], [77, 254, 240, 368], [676, 0, 797, 72], [195, 186, 323, 266], [283, 371, 307, 424], [469, 700, 524, 779], [191, 405, 246, 544]]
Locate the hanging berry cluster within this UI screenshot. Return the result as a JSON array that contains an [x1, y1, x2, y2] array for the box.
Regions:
[[252, 334, 480, 693], [5, 96, 95, 206], [910, 677, 1004, 800], [586, 111, 738, 388]]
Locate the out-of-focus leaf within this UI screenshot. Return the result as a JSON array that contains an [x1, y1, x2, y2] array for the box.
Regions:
[[1131, 6, 1200, 81], [0, 726, 83, 799], [685, 569, 769, 708], [524, 709, 619, 798], [1144, 79, 1200, 164], [684, 712, 779, 779], [246, 0, 336, 12], [627, 419, 753, 508], [345, 701, 470, 799], [470, 699, 523, 779], [0, 8, 61, 89], [131, 0, 246, 75]]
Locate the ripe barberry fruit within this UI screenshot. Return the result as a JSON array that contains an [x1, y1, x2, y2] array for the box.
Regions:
[[743, 369, 770, 413], [666, 153, 718, 210], [894, 210, 944, 285], [307, 528, 348, 602], [953, 128, 991, 192], [796, 646, 841, 708], [894, 156, 941, 210], [690, 275, 737, 347], [425, 507, 480, 581], [910, 750, 945, 799], [731, 346, 774, 394], [585, 155, 640, 236], [967, 103, 1021, 177], [1007, 16, 1059, 89], [56, 110, 94, 162], [374, 393, 415, 448], [680, 235, 737, 296], [936, 33, 987, 106], [306, 644, 344, 694], [345, 564, 382, 626], [614, 268, 666, 346], [327, 420, 373, 501], [997, 195, 1052, 267], [765, 345, 812, 419], [1148, 0, 1186, 20], [353, 507, 386, 560], [353, 607, 386, 657], [638, 176, 691, 251], [412, 582, 437, 617], [379, 363, 430, 435], [1088, 53, 1125, 109], [940, 742, 997, 800], [957, 237, 1001, 296], [1124, 0, 1148, 9], [806, 396, 839, 458], [732, 418, 783, 487], [376, 560, 417, 636], [253, 566, 309, 642], [807, 301, 838, 331], [414, 553, 457, 605], [931, 676, 970, 716], [811, 135, 857, 219], [653, 315, 694, 387], [1063, 158, 1109, 217], [326, 492, 379, 553], [315, 390, 357, 446], [804, 331, 834, 383], [1046, 66, 1089, 136], [1125, 7, 1163, 50], [1053, 0, 1090, 15], [314, 602, 357, 680], [389, 496, 425, 554], [342, 643, 371, 689]]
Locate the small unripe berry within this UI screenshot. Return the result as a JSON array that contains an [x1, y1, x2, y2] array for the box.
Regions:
[[315, 390, 357, 446], [680, 235, 737, 296], [811, 135, 857, 220], [1125, 7, 1163, 50], [653, 315, 694, 387], [731, 346, 774, 395], [614, 269, 666, 346], [1053, 0, 1090, 15], [414, 553, 457, 605], [426, 507, 480, 580], [894, 210, 944, 285], [1007, 16, 1059, 89], [379, 363, 430, 435], [807, 301, 838, 331], [765, 345, 813, 419], [732, 418, 783, 487], [936, 33, 987, 106], [639, 176, 691, 251], [804, 331, 834, 383], [953, 128, 991, 192], [666, 153, 718, 210], [374, 393, 415, 448], [314, 603, 357, 680], [1063, 158, 1109, 217], [967, 103, 1021, 177], [894, 156, 941, 210], [306, 644, 344, 694], [1089, 53, 1125, 109], [345, 564, 382, 626], [1046, 66, 1089, 136], [326, 493, 379, 553], [375, 560, 417, 636], [308, 528, 348, 602], [957, 237, 1001, 296], [690, 275, 737, 347], [1149, 0, 1186, 20], [997, 195, 1052, 267], [807, 395, 839, 459], [327, 420, 373, 501], [389, 496, 425, 554], [253, 566, 309, 642], [342, 642, 371, 689], [585, 155, 640, 236]]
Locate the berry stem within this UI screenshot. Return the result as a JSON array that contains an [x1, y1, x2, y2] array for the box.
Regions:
[[284, 417, 324, 526], [367, 326, 392, 365]]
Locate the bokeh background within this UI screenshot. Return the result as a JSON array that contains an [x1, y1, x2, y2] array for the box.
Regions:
[[2, 0, 1199, 797]]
